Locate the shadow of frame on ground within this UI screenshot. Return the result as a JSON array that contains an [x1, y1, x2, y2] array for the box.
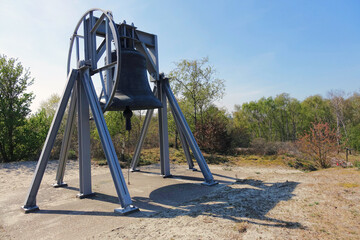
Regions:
[[35, 175, 303, 230]]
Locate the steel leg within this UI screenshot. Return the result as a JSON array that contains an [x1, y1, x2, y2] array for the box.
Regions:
[[22, 70, 79, 213], [82, 69, 138, 214], [53, 88, 77, 188], [130, 86, 157, 171], [130, 108, 154, 171], [77, 76, 93, 198], [164, 79, 217, 186], [158, 81, 171, 177], [171, 110, 194, 170]]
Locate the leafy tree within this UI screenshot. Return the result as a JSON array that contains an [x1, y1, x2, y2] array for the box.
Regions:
[[241, 100, 265, 139], [168, 57, 225, 132], [259, 97, 276, 141], [39, 93, 60, 118], [232, 104, 251, 147], [273, 93, 291, 141], [348, 124, 360, 151], [235, 93, 332, 144], [287, 97, 302, 141], [341, 92, 360, 150], [0, 55, 34, 162], [345, 92, 360, 125], [17, 109, 52, 160], [241, 97, 276, 141], [300, 95, 333, 132]]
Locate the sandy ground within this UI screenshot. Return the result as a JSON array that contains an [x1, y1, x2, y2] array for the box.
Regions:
[[0, 160, 359, 239]]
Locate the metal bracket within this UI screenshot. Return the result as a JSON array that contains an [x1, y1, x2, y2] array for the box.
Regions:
[[52, 182, 68, 188], [114, 205, 139, 215], [22, 205, 40, 214]]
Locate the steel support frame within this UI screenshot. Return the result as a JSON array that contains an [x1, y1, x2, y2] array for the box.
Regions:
[[22, 70, 79, 213], [27, 10, 215, 215], [22, 67, 138, 215], [163, 79, 217, 186], [53, 88, 77, 188], [77, 74, 93, 198], [130, 88, 157, 171], [171, 109, 194, 170], [81, 69, 138, 214], [157, 81, 171, 177]]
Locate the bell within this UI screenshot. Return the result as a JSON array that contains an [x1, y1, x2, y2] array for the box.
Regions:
[[106, 48, 163, 111]]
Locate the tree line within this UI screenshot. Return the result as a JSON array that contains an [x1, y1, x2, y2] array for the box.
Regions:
[[233, 91, 360, 150], [0, 54, 358, 164]]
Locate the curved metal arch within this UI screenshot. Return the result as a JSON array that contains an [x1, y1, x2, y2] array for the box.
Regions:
[[67, 8, 121, 112]]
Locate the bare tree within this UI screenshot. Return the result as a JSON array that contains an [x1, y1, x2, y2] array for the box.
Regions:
[[327, 90, 347, 145]]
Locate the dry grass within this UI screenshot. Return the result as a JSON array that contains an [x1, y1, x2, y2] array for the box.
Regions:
[[233, 220, 249, 233], [131, 147, 291, 167], [338, 182, 360, 188], [93, 147, 360, 173]]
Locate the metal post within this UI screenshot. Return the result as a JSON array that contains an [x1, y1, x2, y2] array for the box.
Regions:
[[158, 81, 171, 177], [163, 79, 217, 186], [77, 75, 93, 198], [83, 17, 90, 62], [171, 110, 194, 170], [53, 88, 77, 188], [130, 87, 157, 171], [81, 69, 138, 214], [105, 17, 112, 98], [130, 108, 154, 171], [89, 12, 97, 69], [22, 70, 79, 213]]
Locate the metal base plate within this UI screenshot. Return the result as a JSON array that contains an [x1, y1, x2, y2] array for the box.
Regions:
[[114, 205, 139, 215], [162, 174, 173, 178], [130, 168, 140, 172], [76, 192, 95, 199], [52, 182, 68, 188], [22, 205, 40, 214], [201, 180, 219, 186], [188, 167, 197, 171]]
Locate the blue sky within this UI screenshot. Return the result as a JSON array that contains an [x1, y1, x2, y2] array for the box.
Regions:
[[0, 0, 359, 113]]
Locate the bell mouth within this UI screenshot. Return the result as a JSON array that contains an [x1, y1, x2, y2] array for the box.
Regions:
[[100, 48, 163, 112], [101, 93, 163, 111]]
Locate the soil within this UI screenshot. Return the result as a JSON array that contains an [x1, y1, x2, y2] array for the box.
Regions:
[[0, 160, 359, 239]]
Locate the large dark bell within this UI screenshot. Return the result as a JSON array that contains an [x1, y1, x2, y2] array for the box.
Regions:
[[106, 48, 163, 111]]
